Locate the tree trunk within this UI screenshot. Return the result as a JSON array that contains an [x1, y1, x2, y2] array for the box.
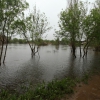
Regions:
[[79, 42, 82, 57], [23, 33, 34, 54], [83, 42, 89, 58], [72, 43, 76, 58], [83, 38, 91, 58], [85, 44, 89, 56], [31, 49, 34, 58], [3, 42, 8, 64], [3, 31, 9, 64], [83, 44, 87, 58], [0, 18, 7, 65], [0, 40, 4, 66], [23, 33, 39, 58]]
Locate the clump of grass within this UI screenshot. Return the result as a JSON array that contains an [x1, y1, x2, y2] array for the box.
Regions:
[[0, 78, 76, 100], [81, 73, 89, 84], [33, 78, 76, 100]]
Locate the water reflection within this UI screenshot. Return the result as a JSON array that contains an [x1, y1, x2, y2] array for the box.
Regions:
[[0, 44, 100, 90], [55, 45, 59, 50]]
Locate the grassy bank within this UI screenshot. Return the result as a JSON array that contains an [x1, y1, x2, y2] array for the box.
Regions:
[[0, 78, 76, 100], [0, 67, 100, 100]]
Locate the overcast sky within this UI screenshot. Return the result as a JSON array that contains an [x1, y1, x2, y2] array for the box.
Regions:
[[26, 0, 95, 40]]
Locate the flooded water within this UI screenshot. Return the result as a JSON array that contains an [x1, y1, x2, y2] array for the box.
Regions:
[[0, 44, 100, 90]]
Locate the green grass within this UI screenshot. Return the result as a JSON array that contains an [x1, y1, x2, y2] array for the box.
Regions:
[[0, 78, 76, 100]]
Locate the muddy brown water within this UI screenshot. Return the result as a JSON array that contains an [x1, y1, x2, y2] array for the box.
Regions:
[[0, 44, 100, 90]]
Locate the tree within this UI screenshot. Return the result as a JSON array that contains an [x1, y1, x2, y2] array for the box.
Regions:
[[76, 1, 88, 57], [61, 38, 69, 45], [58, 0, 86, 57], [0, 0, 29, 65], [90, 1, 100, 51], [26, 7, 51, 57], [82, 14, 94, 57], [82, 0, 100, 56], [14, 6, 51, 58]]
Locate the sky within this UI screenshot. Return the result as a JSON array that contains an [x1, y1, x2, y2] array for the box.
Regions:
[[26, 0, 95, 40]]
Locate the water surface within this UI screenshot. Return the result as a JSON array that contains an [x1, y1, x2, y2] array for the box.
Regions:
[[0, 44, 100, 90]]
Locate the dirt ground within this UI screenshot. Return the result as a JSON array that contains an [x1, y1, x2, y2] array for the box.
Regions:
[[62, 74, 100, 100]]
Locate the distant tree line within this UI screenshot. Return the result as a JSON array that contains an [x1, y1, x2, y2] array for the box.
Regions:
[[9, 37, 69, 45], [9, 38, 27, 44]]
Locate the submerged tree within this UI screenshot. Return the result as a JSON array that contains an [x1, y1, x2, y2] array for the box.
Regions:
[[0, 0, 29, 65], [90, 0, 100, 51], [57, 0, 87, 57], [26, 7, 51, 57], [82, 0, 100, 57], [14, 6, 51, 58]]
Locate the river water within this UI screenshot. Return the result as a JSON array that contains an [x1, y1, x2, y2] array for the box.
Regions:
[[0, 44, 100, 90]]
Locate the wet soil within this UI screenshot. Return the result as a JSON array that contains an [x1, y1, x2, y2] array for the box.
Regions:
[[62, 74, 100, 100]]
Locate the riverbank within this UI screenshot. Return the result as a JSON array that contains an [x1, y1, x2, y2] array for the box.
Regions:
[[0, 78, 76, 100], [0, 72, 100, 100], [61, 73, 100, 100]]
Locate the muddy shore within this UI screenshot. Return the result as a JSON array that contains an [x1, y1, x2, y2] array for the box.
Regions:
[[62, 74, 100, 100]]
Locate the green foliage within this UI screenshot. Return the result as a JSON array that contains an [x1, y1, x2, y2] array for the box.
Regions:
[[55, 0, 88, 57], [0, 0, 29, 64], [34, 38, 47, 46], [58, 1, 86, 42], [13, 6, 51, 56], [81, 0, 100, 49], [18, 39, 27, 44], [54, 0, 100, 54], [23, 6, 51, 46], [61, 38, 69, 45], [0, 78, 76, 100], [9, 38, 27, 44], [81, 73, 89, 84], [0, 0, 29, 37], [33, 78, 76, 100]]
